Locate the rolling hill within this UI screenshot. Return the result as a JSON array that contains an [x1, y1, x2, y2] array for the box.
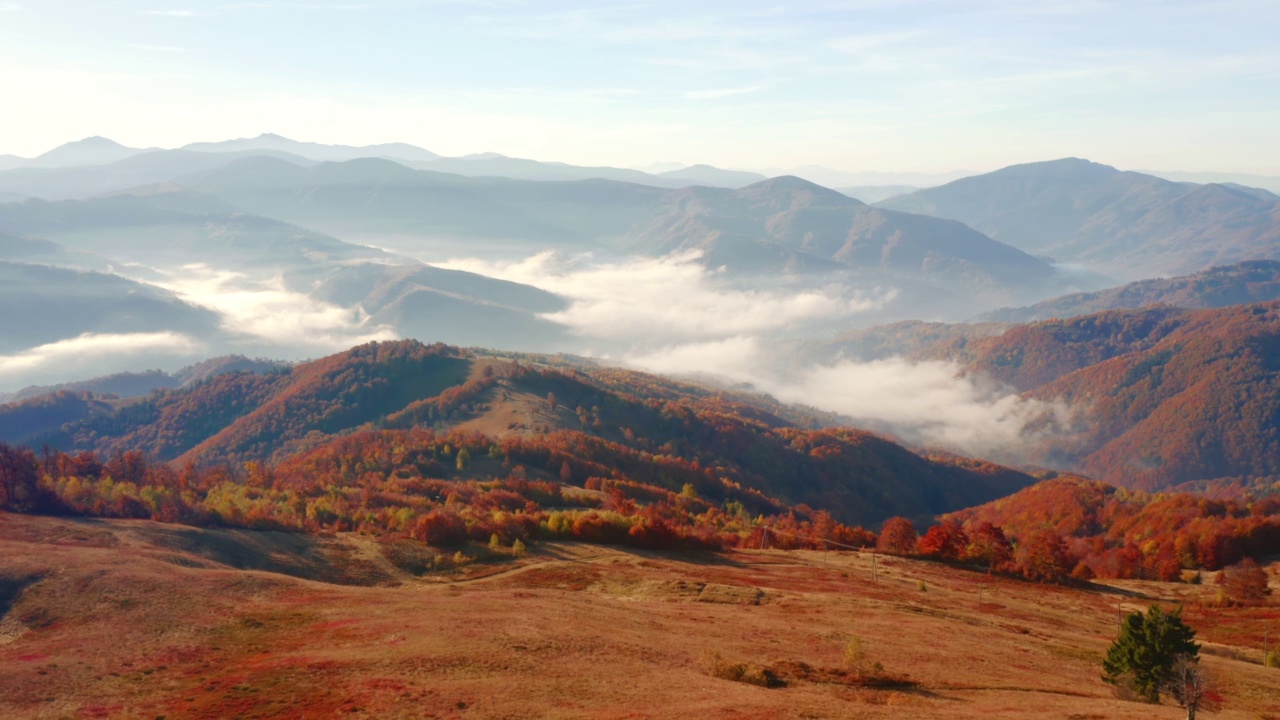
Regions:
[[816, 294, 1280, 493], [1021, 302, 1280, 491], [0, 339, 1034, 526], [877, 158, 1280, 279]]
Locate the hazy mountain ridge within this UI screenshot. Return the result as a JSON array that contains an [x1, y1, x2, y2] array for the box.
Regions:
[[0, 148, 318, 201], [0, 191, 390, 272], [622, 176, 1057, 292], [973, 260, 1280, 323], [0, 261, 222, 353], [0, 355, 291, 404], [182, 159, 1059, 300], [0, 135, 773, 201], [877, 158, 1280, 279]]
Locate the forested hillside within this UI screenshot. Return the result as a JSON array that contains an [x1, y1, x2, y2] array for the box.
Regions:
[[0, 340, 1035, 528]]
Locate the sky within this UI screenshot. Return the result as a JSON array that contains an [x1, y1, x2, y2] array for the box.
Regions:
[[1, 0, 1278, 173]]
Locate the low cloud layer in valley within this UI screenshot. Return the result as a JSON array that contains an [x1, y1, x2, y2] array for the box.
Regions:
[[437, 251, 891, 343], [152, 264, 399, 353], [441, 251, 1066, 459], [1, 247, 1070, 461]]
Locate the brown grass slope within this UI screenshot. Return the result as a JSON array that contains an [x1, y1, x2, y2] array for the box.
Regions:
[[2, 512, 1277, 719]]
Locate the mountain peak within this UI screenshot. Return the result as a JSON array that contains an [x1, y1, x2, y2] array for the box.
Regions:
[[739, 175, 856, 202], [993, 157, 1119, 178], [29, 136, 144, 168], [72, 136, 129, 148]]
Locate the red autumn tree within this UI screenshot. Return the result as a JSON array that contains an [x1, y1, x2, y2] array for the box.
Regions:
[[412, 509, 468, 546], [917, 520, 968, 560], [1018, 530, 1072, 583], [964, 521, 1013, 572], [877, 516, 918, 555]]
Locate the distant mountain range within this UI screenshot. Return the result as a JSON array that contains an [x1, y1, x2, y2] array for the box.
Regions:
[[1, 136, 149, 169], [0, 134, 771, 201], [180, 157, 1062, 304], [877, 158, 1280, 279]]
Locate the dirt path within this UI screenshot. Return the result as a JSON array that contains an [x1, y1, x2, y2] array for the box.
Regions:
[[427, 549, 617, 587]]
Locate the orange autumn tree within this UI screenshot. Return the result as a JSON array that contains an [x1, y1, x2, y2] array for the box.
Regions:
[[877, 516, 918, 555]]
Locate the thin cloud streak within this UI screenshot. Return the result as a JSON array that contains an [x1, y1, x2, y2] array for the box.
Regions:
[[683, 85, 765, 100], [0, 332, 203, 384]]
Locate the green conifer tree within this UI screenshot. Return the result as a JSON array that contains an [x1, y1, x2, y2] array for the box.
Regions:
[[1102, 605, 1200, 703]]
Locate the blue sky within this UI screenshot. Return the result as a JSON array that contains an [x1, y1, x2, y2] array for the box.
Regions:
[[1, 0, 1277, 173]]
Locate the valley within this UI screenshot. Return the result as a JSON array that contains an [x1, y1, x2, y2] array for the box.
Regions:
[[3, 132, 1280, 718]]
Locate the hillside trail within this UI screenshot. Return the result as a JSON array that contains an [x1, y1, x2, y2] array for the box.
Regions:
[[430, 546, 618, 587]]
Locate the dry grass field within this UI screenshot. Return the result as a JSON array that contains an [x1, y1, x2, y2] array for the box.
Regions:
[[2, 511, 1277, 719]]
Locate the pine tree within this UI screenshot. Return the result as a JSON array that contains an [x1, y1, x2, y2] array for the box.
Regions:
[[1102, 605, 1200, 703]]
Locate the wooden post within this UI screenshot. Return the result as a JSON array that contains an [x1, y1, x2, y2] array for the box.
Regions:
[[872, 552, 878, 583]]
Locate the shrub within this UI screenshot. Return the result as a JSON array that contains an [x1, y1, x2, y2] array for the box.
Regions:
[[701, 651, 783, 688], [1218, 558, 1271, 605], [843, 636, 865, 672]]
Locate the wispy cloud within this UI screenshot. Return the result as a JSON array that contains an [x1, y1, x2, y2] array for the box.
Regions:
[[217, 1, 370, 10], [829, 30, 929, 55], [144, 8, 212, 17], [0, 2, 20, 10], [129, 44, 188, 53], [0, 332, 203, 385], [155, 264, 398, 353], [683, 85, 764, 100]]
